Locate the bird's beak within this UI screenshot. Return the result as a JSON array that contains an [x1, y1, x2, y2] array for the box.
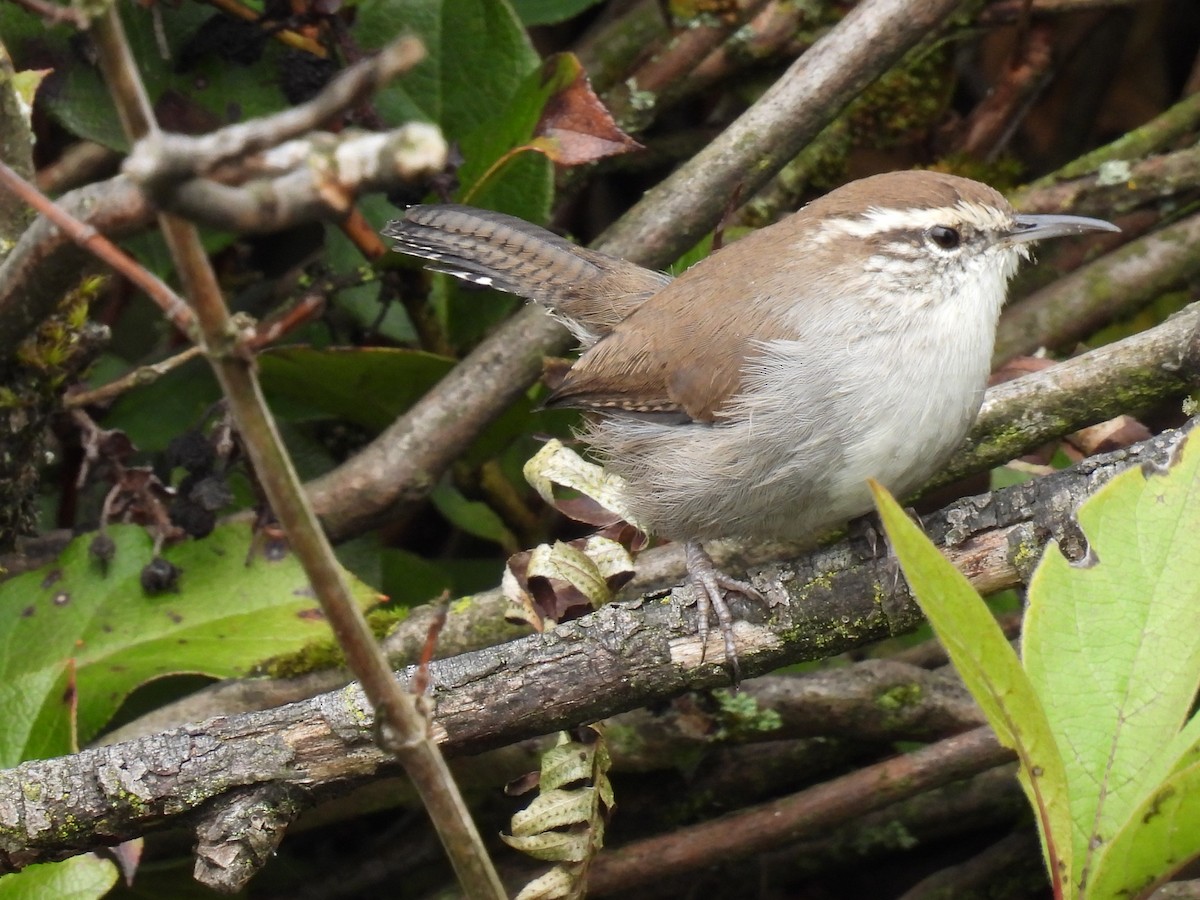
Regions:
[[1001, 213, 1121, 246]]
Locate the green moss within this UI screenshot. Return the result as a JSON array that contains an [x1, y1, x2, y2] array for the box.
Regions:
[[366, 605, 408, 636], [798, 569, 835, 594], [259, 599, 407, 678], [938, 154, 1026, 193], [759, 38, 957, 219], [712, 689, 782, 740], [1007, 528, 1045, 583], [259, 636, 344, 679], [602, 722, 646, 759], [344, 684, 373, 727], [14, 277, 103, 391], [876, 682, 922, 712], [109, 788, 151, 817], [851, 818, 920, 854], [1012, 540, 1042, 576], [451, 595, 477, 615]]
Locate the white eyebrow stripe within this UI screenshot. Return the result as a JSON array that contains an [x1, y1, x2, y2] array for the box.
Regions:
[[811, 200, 1011, 243]]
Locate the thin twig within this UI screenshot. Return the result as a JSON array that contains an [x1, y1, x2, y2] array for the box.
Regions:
[[604, 0, 774, 130], [138, 125, 447, 234], [1025, 91, 1200, 185], [596, 0, 970, 265], [0, 161, 195, 337], [5, 0, 88, 27], [199, 0, 328, 57], [88, 10, 505, 898], [0, 124, 444, 363], [1014, 144, 1200, 219], [65, 346, 205, 409]]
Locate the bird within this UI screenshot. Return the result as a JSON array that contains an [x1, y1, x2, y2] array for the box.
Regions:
[[383, 170, 1119, 677]]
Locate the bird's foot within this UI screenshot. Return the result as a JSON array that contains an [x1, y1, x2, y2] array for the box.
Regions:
[[684, 542, 763, 684]]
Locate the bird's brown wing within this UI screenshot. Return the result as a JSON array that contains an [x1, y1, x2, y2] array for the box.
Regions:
[[545, 226, 812, 423]]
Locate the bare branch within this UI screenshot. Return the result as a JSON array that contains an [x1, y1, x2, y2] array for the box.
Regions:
[[0, 423, 1189, 870], [89, 8, 503, 894], [0, 161, 195, 337], [994, 214, 1200, 363], [604, 0, 774, 130], [597, 0, 972, 266], [123, 35, 427, 189], [65, 346, 205, 409], [159, 125, 447, 233], [587, 727, 1011, 896]]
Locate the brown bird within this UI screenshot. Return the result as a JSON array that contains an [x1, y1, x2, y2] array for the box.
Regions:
[[384, 171, 1118, 677]]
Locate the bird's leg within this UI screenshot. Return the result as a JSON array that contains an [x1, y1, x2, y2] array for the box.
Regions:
[[849, 507, 925, 594], [847, 512, 884, 559], [850, 506, 926, 558], [684, 542, 763, 683]]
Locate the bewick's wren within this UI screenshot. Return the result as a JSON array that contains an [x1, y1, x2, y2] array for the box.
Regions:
[[383, 171, 1118, 674]]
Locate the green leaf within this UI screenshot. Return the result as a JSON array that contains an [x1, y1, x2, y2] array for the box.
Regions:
[[512, 0, 605, 26], [1087, 760, 1200, 899], [0, 524, 378, 766], [430, 482, 518, 552], [103, 355, 221, 454], [501, 828, 590, 862], [0, 855, 118, 900], [1023, 431, 1200, 894], [379, 548, 453, 607], [510, 789, 595, 835], [870, 481, 1073, 895], [455, 54, 590, 212], [357, 0, 539, 140], [258, 345, 456, 431], [3, 4, 294, 150]]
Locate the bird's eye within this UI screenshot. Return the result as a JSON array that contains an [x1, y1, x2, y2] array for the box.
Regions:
[[927, 226, 961, 250]]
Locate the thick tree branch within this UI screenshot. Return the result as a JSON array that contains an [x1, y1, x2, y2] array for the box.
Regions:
[[952, 302, 1200, 485], [123, 36, 426, 188], [587, 726, 1011, 896], [1, 423, 1189, 870]]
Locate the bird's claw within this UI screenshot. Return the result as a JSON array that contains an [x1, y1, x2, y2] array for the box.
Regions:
[[685, 543, 763, 685]]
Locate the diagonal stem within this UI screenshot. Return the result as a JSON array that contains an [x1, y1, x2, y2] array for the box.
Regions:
[[87, 8, 504, 897]]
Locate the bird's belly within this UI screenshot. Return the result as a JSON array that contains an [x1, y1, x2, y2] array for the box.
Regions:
[[595, 369, 984, 544]]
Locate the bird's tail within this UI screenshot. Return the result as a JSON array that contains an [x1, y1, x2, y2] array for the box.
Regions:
[[383, 205, 671, 344]]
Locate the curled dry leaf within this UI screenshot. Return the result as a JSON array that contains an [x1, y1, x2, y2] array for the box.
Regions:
[[503, 536, 635, 631], [523, 439, 639, 528], [505, 727, 614, 900]]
